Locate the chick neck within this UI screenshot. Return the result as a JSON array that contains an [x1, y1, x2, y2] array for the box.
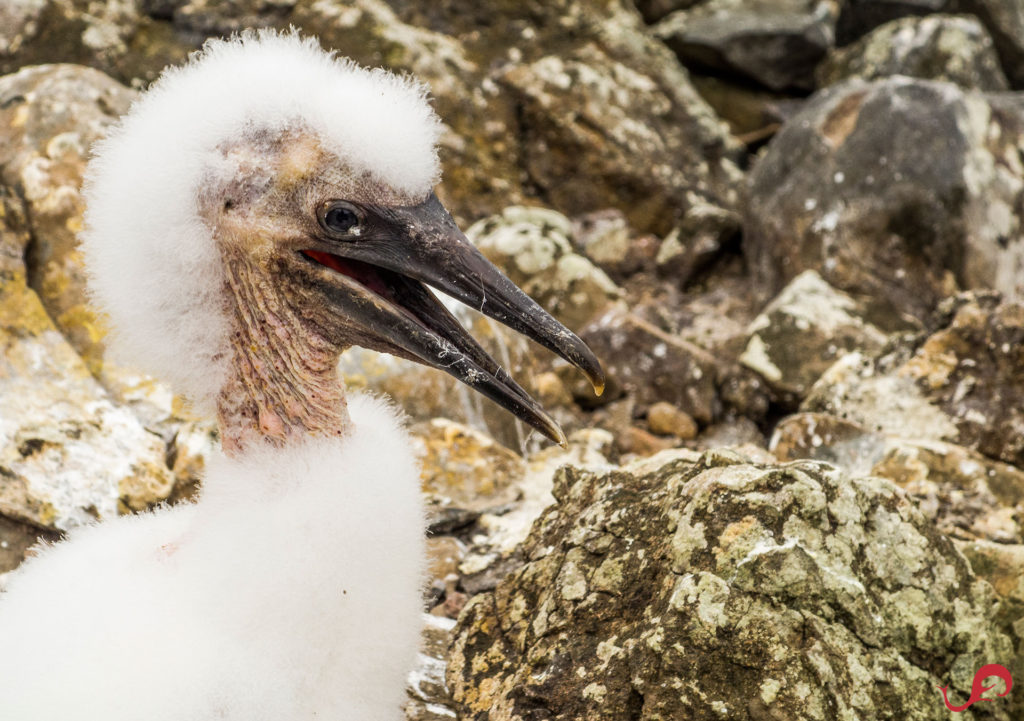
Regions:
[[216, 252, 352, 456]]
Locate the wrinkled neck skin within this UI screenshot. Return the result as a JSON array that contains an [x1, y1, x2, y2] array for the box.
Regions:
[[216, 248, 351, 456]]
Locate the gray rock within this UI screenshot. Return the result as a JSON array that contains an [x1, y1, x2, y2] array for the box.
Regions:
[[655, 0, 839, 92], [633, 0, 704, 24], [655, 200, 741, 285], [500, 42, 742, 236], [745, 76, 1024, 322], [772, 412, 1024, 543], [467, 206, 622, 333], [803, 291, 1024, 469], [819, 14, 1009, 90], [0, 63, 135, 376], [448, 450, 1015, 720], [955, 0, 1024, 88], [740, 270, 888, 401], [836, 0, 950, 44], [575, 305, 720, 424]]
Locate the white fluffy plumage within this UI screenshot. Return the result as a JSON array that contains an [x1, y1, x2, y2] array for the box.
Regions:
[[81, 31, 443, 412], [1, 31, 436, 719], [0, 395, 425, 720]]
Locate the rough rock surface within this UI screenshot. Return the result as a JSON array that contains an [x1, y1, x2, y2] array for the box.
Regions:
[[0, 63, 135, 372], [956, 0, 1024, 88], [0, 189, 174, 531], [745, 76, 1024, 321], [804, 292, 1024, 468], [468, 207, 622, 333], [655, 0, 839, 92], [835, 0, 950, 44], [448, 450, 1014, 720], [772, 412, 1024, 543], [819, 13, 1009, 90], [500, 43, 741, 235], [575, 306, 720, 424], [740, 270, 889, 401]]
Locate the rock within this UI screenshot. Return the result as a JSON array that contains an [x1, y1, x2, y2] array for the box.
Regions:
[[773, 412, 1024, 543], [0, 64, 135, 373], [500, 42, 742, 236], [633, 0, 703, 24], [0, 184, 174, 532], [0, 514, 58, 575], [575, 306, 719, 424], [819, 14, 1009, 91], [745, 76, 1024, 322], [413, 418, 526, 516], [571, 209, 660, 281], [740, 270, 889, 401], [425, 535, 465, 606], [687, 73, 803, 143], [696, 415, 768, 450], [654, 200, 741, 286], [654, 0, 839, 93], [804, 292, 1024, 468], [0, 0, 191, 85], [958, 540, 1024, 642], [835, 0, 950, 44], [448, 450, 1014, 720], [405, 614, 459, 721], [646, 401, 699, 438], [468, 206, 622, 332], [458, 428, 615, 591], [955, 0, 1024, 89]]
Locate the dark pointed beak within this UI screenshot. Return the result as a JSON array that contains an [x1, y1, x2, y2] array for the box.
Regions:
[[299, 192, 604, 446]]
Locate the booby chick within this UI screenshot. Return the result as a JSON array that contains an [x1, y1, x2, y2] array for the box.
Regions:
[[0, 31, 602, 720]]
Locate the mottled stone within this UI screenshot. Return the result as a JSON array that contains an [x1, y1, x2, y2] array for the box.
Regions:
[[655, 200, 741, 285], [740, 270, 888, 401], [835, 0, 950, 44], [804, 292, 1024, 469], [956, 0, 1024, 88], [745, 76, 1024, 321], [819, 14, 1009, 90], [413, 418, 526, 515], [405, 614, 459, 721], [655, 0, 839, 92], [0, 514, 58, 575], [575, 305, 719, 423], [448, 451, 1014, 720], [646, 401, 699, 439], [571, 209, 660, 281], [0, 63, 134, 373], [0, 266, 174, 531], [500, 43, 742, 235], [467, 206, 622, 332], [773, 412, 1024, 543]]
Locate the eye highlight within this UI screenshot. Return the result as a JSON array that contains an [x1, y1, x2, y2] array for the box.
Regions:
[[318, 200, 362, 237]]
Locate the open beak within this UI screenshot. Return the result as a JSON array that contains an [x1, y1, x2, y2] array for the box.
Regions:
[[299, 192, 604, 446]]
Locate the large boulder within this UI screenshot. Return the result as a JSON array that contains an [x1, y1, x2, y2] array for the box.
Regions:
[[804, 292, 1024, 468], [739, 270, 889, 402], [745, 76, 1024, 322], [818, 13, 1009, 90], [448, 449, 1015, 720], [654, 0, 839, 92]]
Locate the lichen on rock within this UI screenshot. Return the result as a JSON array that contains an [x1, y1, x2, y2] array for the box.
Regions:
[[448, 450, 1015, 720]]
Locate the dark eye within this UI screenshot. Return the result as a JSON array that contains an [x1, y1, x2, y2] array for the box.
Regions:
[[318, 201, 362, 236]]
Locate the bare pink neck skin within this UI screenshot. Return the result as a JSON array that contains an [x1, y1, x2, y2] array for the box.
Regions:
[[216, 255, 351, 457]]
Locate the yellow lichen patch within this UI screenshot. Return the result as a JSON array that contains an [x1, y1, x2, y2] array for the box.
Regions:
[[118, 461, 176, 513]]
